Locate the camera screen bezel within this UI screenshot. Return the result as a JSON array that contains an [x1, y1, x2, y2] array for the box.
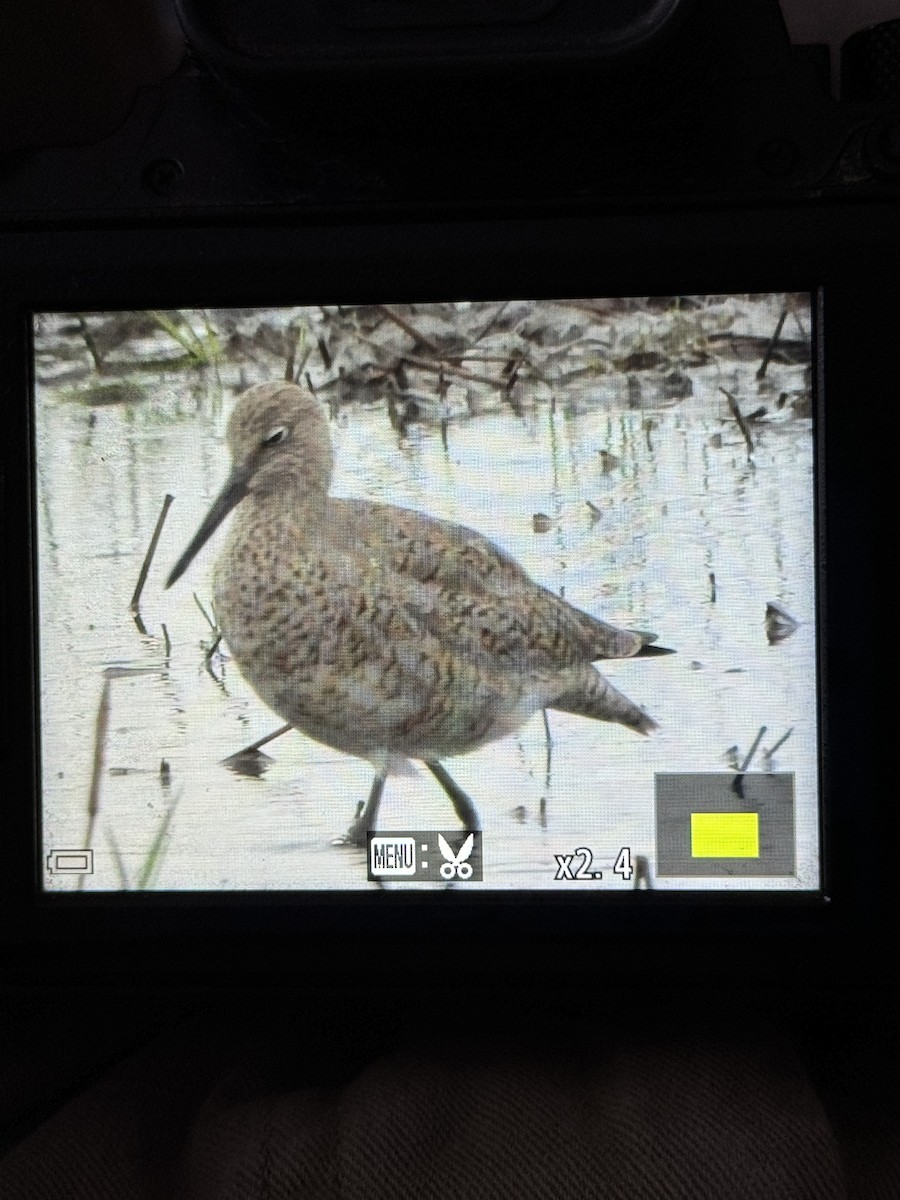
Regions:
[[0, 203, 887, 986]]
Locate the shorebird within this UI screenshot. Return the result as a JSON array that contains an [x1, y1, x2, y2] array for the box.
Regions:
[[166, 382, 667, 843]]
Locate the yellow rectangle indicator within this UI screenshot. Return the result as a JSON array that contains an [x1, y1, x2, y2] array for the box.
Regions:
[[690, 812, 759, 858]]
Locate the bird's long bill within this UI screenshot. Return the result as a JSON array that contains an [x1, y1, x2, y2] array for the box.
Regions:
[[165, 463, 252, 588]]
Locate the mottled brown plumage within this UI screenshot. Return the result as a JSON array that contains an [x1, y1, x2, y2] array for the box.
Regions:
[[167, 382, 661, 832]]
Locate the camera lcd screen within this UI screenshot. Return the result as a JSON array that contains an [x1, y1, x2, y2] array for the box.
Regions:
[[32, 293, 820, 894]]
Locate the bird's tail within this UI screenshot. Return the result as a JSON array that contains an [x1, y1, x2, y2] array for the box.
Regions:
[[571, 611, 674, 661], [549, 665, 657, 734], [633, 641, 675, 658]]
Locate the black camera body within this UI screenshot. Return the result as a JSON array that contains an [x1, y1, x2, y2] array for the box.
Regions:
[[1, 1, 897, 990], [3, 0, 900, 220]]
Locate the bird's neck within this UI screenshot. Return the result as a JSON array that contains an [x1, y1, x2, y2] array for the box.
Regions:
[[244, 468, 331, 535]]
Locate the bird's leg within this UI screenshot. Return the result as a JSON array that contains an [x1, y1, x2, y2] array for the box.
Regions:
[[360, 771, 387, 829], [425, 761, 481, 830], [340, 772, 386, 848]]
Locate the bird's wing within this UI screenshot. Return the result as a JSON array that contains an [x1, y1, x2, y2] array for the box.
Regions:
[[243, 551, 507, 746], [329, 498, 647, 660], [410, 577, 643, 672], [329, 497, 533, 594]]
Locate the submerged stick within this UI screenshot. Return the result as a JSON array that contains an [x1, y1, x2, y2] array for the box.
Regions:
[[740, 726, 767, 773], [756, 306, 788, 380], [719, 388, 754, 458], [79, 674, 112, 890], [472, 300, 510, 344], [106, 828, 130, 890], [541, 709, 554, 788], [203, 632, 223, 678], [634, 855, 652, 889], [764, 726, 794, 761], [130, 494, 174, 623], [77, 315, 104, 373], [285, 321, 309, 384], [225, 723, 293, 760], [136, 789, 182, 890], [539, 708, 554, 828], [378, 305, 440, 353], [731, 725, 767, 799], [193, 593, 217, 631]]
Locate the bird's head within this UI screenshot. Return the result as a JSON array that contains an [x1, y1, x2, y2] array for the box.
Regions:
[[166, 382, 332, 588]]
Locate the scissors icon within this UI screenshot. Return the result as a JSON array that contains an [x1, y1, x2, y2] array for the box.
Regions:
[[438, 833, 475, 880]]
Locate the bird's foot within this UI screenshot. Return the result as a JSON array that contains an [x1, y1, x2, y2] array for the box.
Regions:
[[332, 804, 371, 849], [331, 821, 369, 849]]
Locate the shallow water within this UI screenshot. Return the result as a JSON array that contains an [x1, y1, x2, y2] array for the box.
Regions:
[[35, 353, 819, 893]]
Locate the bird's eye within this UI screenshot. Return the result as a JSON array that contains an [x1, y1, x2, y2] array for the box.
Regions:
[[263, 426, 287, 446]]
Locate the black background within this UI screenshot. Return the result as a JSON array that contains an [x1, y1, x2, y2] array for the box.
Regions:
[[1, 3, 899, 1194]]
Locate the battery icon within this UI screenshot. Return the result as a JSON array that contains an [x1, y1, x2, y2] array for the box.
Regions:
[[46, 849, 94, 874]]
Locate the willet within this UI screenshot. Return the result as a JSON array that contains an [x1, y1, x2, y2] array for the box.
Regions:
[[166, 382, 667, 842]]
